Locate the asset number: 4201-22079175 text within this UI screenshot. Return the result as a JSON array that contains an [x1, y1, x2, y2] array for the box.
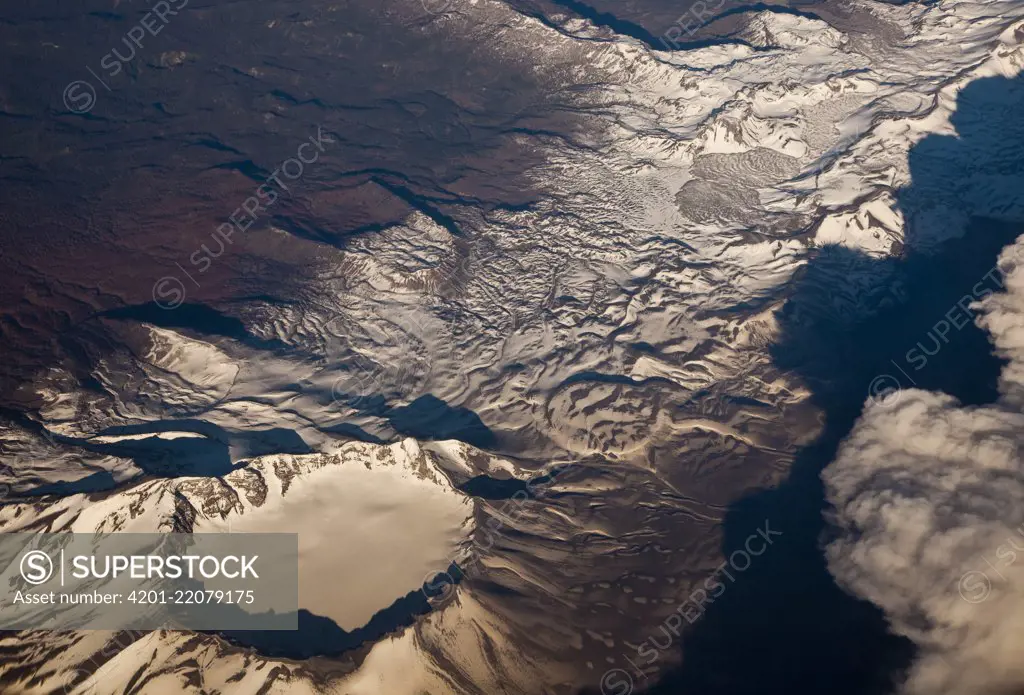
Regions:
[[127, 589, 255, 604]]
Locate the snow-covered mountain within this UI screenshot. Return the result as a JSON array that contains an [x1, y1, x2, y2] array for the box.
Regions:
[[1, 0, 1024, 692]]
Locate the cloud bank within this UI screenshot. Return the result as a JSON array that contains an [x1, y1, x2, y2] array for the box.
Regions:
[[823, 236, 1024, 695]]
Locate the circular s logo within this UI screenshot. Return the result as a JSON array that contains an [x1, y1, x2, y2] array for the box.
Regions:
[[63, 81, 97, 114], [600, 668, 633, 695], [152, 276, 186, 310], [422, 0, 453, 13], [959, 570, 992, 604], [421, 568, 458, 607], [20, 550, 54, 585], [61, 668, 96, 695], [867, 374, 902, 408]]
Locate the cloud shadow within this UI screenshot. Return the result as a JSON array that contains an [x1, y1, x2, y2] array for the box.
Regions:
[[636, 71, 1024, 695]]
